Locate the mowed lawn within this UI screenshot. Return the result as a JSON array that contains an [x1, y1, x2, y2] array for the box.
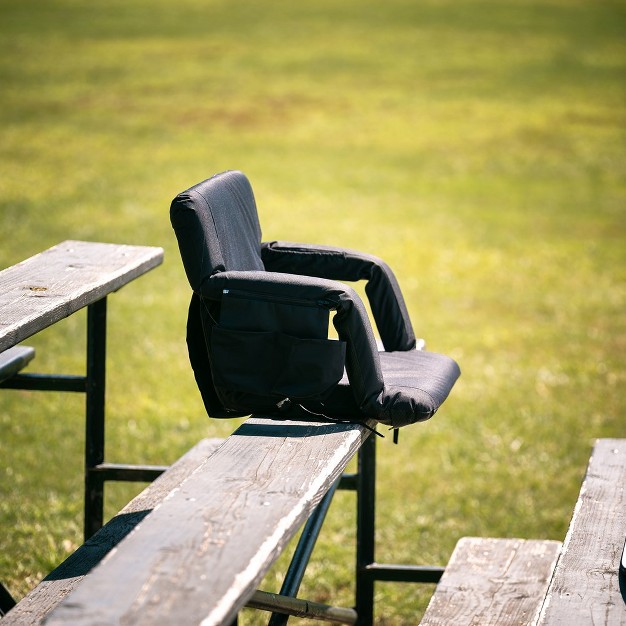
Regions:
[[1, 0, 624, 623]]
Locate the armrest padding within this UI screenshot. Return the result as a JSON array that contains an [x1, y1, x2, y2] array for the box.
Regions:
[[261, 241, 416, 352]]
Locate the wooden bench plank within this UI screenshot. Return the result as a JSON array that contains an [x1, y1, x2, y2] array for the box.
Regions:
[[44, 416, 370, 626], [537, 438, 626, 625], [420, 537, 562, 626], [0, 345, 35, 383], [0, 240, 163, 352], [2, 438, 224, 626]]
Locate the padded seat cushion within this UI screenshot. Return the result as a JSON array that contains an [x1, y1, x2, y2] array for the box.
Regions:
[[322, 349, 460, 428], [171, 171, 264, 290], [375, 351, 460, 426]]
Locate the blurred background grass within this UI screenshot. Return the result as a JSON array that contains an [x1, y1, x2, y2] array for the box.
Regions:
[[0, 0, 624, 623]]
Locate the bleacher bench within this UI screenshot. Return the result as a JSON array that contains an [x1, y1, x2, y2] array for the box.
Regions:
[[536, 438, 626, 625], [419, 537, 561, 626], [0, 345, 36, 617], [421, 437, 626, 626], [6, 398, 622, 626], [2, 438, 224, 625], [13, 417, 373, 625]]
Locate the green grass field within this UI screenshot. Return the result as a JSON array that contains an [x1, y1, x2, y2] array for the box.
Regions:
[[1, 0, 624, 623]]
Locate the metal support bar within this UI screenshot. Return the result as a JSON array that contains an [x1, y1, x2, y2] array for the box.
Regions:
[[1, 297, 161, 539], [91, 463, 169, 483], [352, 432, 446, 624], [363, 563, 444, 584], [337, 472, 358, 491], [232, 424, 444, 624], [0, 373, 86, 393], [84, 298, 107, 540], [248, 590, 357, 625], [0, 582, 16, 617], [268, 479, 341, 626]]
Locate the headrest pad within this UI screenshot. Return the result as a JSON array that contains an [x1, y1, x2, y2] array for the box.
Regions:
[[170, 170, 264, 291]]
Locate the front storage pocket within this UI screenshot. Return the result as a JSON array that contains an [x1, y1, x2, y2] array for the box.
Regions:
[[210, 326, 346, 410]]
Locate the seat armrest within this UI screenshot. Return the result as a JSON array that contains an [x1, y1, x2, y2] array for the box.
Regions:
[[261, 241, 416, 352], [201, 269, 349, 305], [201, 270, 384, 413]]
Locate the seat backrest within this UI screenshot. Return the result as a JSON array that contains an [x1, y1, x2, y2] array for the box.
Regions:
[[170, 170, 264, 292], [170, 171, 267, 418]]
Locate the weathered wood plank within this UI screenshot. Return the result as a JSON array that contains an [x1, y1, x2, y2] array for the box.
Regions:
[[0, 345, 35, 382], [3, 438, 224, 626], [537, 439, 626, 626], [420, 537, 562, 626], [45, 417, 370, 626], [0, 240, 163, 352]]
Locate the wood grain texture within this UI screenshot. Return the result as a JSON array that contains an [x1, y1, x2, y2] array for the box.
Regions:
[[3, 438, 224, 626], [420, 537, 562, 626], [0, 240, 163, 352], [44, 417, 371, 626], [537, 439, 626, 626]]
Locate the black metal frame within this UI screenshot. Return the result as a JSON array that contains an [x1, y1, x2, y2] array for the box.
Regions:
[[0, 582, 16, 617], [354, 434, 444, 624], [242, 432, 444, 626], [0, 297, 168, 540]]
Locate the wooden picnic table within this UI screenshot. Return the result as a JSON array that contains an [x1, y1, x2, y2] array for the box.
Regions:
[[0, 240, 163, 537]]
